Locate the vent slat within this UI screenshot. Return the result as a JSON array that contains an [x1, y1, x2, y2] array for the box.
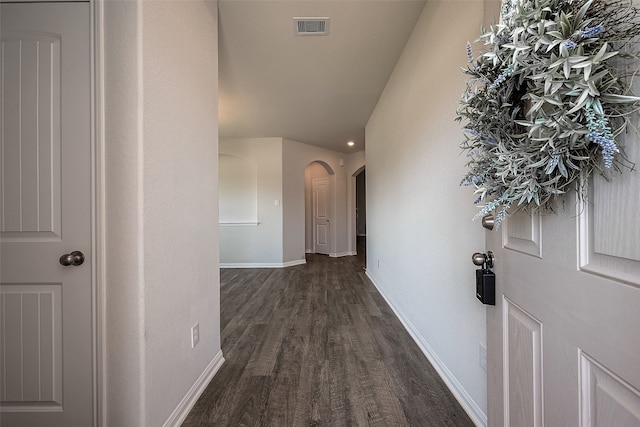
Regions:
[[294, 18, 329, 36]]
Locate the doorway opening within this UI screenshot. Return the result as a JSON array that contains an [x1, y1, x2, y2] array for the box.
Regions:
[[355, 167, 366, 268]]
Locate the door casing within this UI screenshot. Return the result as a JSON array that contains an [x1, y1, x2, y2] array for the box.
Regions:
[[90, 1, 105, 425]]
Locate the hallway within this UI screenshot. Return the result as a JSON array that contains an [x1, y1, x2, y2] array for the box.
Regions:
[[183, 255, 472, 426]]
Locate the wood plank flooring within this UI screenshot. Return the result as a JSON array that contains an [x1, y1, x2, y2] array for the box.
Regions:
[[182, 254, 474, 426]]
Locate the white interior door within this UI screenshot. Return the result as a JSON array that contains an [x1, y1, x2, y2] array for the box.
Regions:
[[486, 142, 640, 424], [313, 177, 330, 255], [0, 3, 94, 426]]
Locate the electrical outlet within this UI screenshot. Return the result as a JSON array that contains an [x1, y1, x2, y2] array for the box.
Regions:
[[191, 323, 200, 348], [479, 343, 487, 371]]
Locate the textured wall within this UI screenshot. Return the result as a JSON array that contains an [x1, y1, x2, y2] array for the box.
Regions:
[[142, 2, 220, 426], [219, 137, 351, 266], [365, 1, 491, 423], [219, 138, 284, 266], [104, 1, 221, 425], [283, 139, 349, 260]]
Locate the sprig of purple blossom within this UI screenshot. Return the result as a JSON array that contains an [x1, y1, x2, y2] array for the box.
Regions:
[[473, 195, 506, 221], [494, 202, 512, 228], [460, 175, 484, 187], [580, 24, 604, 38], [585, 105, 618, 168], [489, 66, 513, 90], [464, 128, 497, 144]]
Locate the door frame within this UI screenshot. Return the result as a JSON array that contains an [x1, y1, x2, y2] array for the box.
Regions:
[[90, 1, 105, 425], [352, 166, 366, 254]]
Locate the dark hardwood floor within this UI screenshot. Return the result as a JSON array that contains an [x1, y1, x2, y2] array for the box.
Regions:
[[182, 253, 473, 426]]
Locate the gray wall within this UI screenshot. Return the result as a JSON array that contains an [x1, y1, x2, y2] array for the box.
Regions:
[[218, 137, 355, 266], [365, 1, 499, 424], [104, 1, 221, 425], [219, 138, 284, 266], [283, 138, 350, 258]]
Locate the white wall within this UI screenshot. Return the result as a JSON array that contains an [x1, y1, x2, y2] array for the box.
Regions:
[[104, 1, 222, 426], [283, 138, 350, 259], [219, 138, 284, 267], [218, 137, 351, 266], [219, 154, 258, 223], [365, 1, 496, 424]]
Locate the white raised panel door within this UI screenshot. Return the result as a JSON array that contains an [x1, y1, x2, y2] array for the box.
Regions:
[[313, 177, 330, 255], [0, 3, 93, 426], [486, 124, 640, 424]]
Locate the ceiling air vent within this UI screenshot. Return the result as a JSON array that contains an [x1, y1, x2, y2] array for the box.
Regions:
[[294, 17, 330, 36]]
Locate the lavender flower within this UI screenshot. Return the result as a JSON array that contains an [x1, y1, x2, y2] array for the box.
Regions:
[[464, 128, 482, 138], [464, 128, 497, 144], [564, 40, 577, 50], [473, 195, 506, 221], [468, 77, 491, 85], [580, 25, 604, 38], [589, 132, 619, 168], [585, 105, 618, 168], [466, 41, 474, 64], [460, 175, 484, 187], [494, 202, 512, 229], [466, 148, 481, 158], [489, 66, 513, 90]]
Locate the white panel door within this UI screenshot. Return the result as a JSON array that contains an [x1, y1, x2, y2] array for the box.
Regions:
[[313, 177, 330, 255], [0, 3, 93, 426], [486, 132, 640, 423]]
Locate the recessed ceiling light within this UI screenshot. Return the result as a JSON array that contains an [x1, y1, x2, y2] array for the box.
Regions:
[[347, 141, 355, 146]]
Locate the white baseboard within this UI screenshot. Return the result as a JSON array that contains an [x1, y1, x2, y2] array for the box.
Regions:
[[329, 251, 357, 258], [365, 272, 487, 427], [282, 259, 306, 268], [305, 251, 356, 257], [220, 259, 306, 269], [162, 350, 225, 427], [220, 263, 279, 268]]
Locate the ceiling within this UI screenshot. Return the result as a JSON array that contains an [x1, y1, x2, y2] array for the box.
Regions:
[[218, 0, 427, 153]]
